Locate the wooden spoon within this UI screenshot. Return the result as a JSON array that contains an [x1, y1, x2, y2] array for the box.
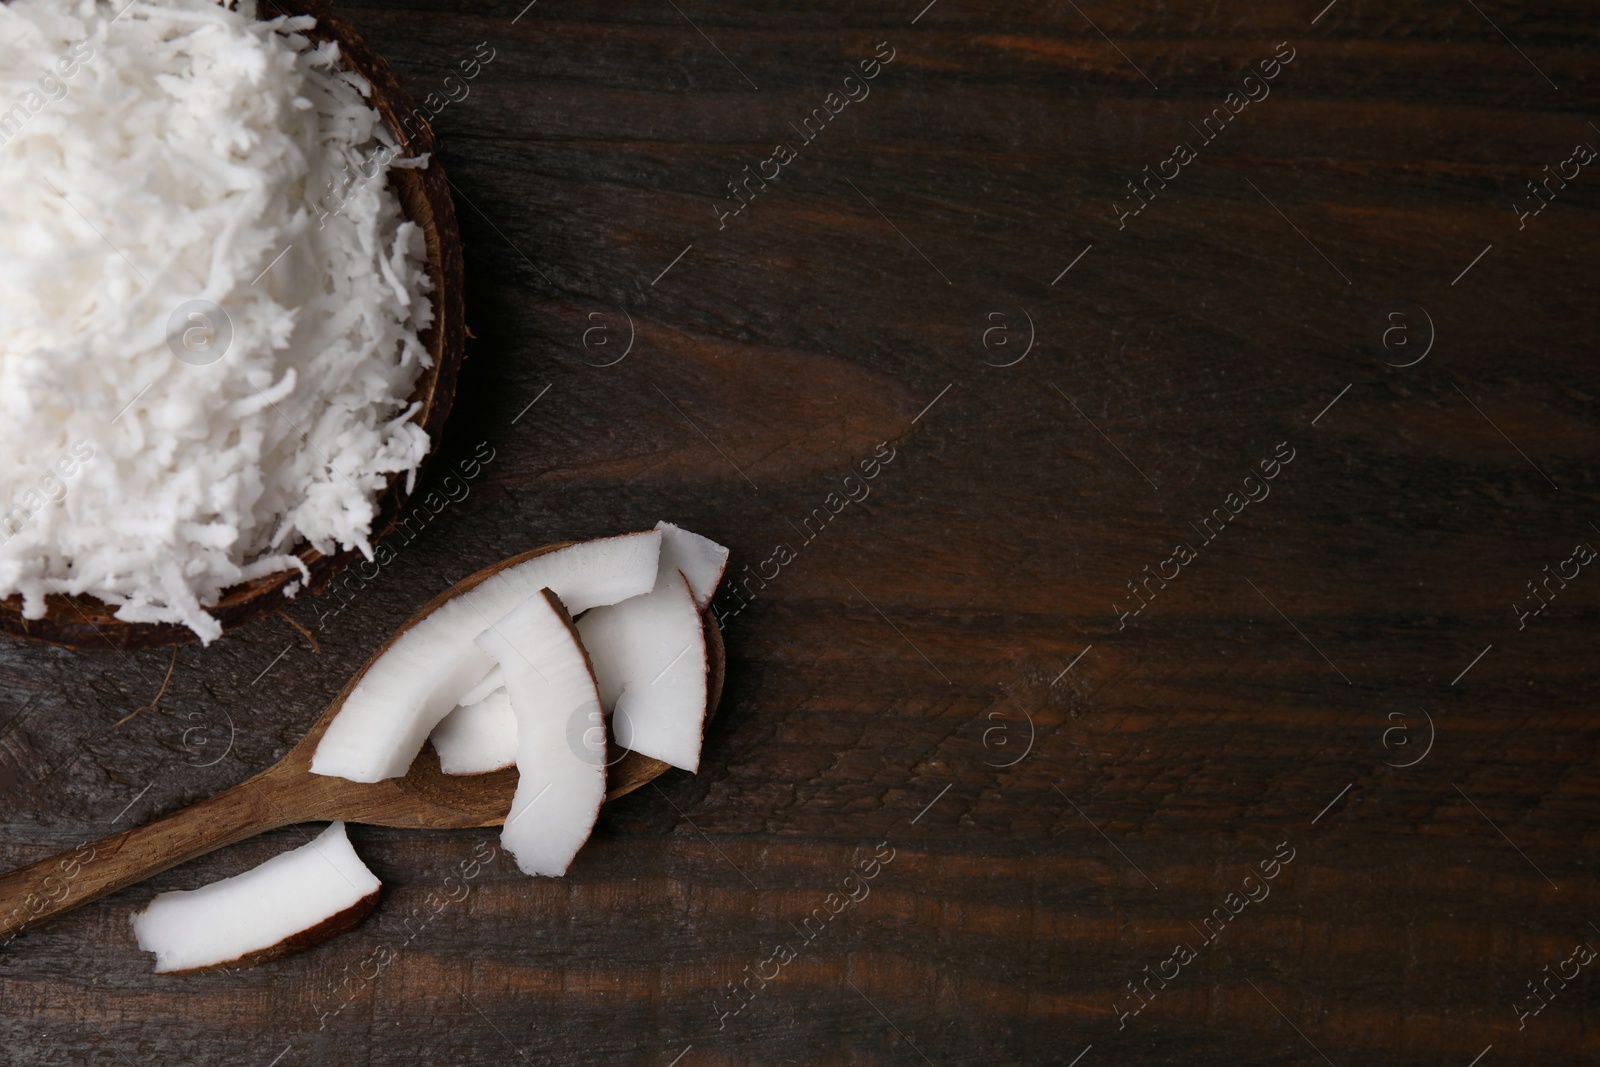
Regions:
[[0, 544, 725, 947]]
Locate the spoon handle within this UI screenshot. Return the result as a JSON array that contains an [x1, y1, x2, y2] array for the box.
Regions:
[[0, 770, 299, 944]]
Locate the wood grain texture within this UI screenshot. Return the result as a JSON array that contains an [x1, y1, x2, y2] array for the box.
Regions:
[[0, 0, 1597, 1064]]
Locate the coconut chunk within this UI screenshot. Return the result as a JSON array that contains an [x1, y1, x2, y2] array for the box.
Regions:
[[312, 531, 661, 783], [457, 664, 505, 709], [430, 687, 517, 774], [655, 521, 729, 610], [131, 822, 379, 974], [576, 568, 708, 773], [475, 589, 607, 877]]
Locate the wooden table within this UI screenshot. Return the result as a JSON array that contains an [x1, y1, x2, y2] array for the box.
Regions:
[[2, 1, 1596, 1063]]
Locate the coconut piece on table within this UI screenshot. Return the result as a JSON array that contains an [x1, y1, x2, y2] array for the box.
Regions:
[[130, 821, 379, 974], [311, 530, 661, 784], [475, 589, 607, 877]]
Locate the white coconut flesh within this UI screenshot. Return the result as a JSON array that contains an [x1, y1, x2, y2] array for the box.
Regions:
[[131, 821, 379, 974], [430, 687, 516, 774], [426, 524, 725, 778], [654, 521, 729, 610], [311, 530, 662, 783], [576, 567, 708, 773], [457, 664, 505, 708], [475, 589, 608, 877]]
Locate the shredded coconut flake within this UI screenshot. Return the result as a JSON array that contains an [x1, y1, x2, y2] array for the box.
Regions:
[[0, 0, 434, 641]]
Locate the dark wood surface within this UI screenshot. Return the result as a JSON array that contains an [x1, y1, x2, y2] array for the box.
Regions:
[[2, 1, 1597, 1063]]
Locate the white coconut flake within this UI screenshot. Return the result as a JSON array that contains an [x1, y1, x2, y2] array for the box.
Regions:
[[577, 567, 708, 772], [654, 520, 728, 610], [0, 0, 434, 641], [476, 589, 608, 878]]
